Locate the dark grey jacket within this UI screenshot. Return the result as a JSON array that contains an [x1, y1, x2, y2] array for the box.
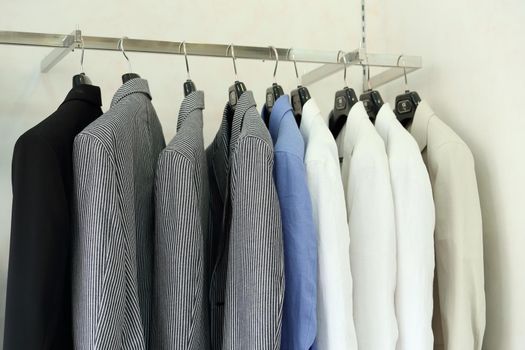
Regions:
[[207, 91, 284, 350]]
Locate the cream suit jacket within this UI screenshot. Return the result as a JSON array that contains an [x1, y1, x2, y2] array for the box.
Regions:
[[410, 100, 485, 350]]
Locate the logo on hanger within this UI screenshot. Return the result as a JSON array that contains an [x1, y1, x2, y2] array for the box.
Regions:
[[336, 96, 346, 110]]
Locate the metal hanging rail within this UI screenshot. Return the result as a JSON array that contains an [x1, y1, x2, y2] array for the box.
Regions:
[[301, 48, 422, 87], [0, 30, 422, 89]]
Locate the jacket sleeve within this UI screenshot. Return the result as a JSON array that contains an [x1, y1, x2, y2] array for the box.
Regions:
[[4, 133, 72, 350], [72, 133, 131, 349], [432, 143, 485, 350], [273, 150, 317, 349], [304, 157, 358, 350], [345, 145, 398, 349], [222, 136, 284, 350], [151, 151, 207, 349], [388, 136, 435, 350]]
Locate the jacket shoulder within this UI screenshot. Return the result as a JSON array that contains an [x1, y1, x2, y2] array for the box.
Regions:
[[428, 117, 472, 155], [237, 108, 274, 153]]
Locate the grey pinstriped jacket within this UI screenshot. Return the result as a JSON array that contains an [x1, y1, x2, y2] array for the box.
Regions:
[[207, 91, 284, 350], [72, 78, 165, 349], [151, 91, 210, 350]]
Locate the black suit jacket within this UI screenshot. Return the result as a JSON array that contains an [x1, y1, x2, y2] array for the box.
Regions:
[[3, 84, 103, 350]]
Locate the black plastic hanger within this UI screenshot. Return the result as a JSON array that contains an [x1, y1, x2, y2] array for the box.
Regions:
[[226, 44, 246, 112], [118, 37, 140, 83], [288, 49, 310, 126], [179, 41, 196, 96], [263, 46, 284, 126], [393, 55, 421, 127], [73, 73, 92, 87], [329, 51, 358, 139], [72, 34, 92, 87], [359, 64, 384, 124]]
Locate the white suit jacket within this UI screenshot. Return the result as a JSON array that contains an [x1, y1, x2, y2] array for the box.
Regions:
[[376, 105, 435, 350], [336, 101, 398, 350], [409, 100, 485, 350], [300, 99, 358, 350]]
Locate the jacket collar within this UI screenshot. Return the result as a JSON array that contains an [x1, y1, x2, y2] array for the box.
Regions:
[[62, 84, 102, 107], [299, 98, 321, 145], [230, 91, 257, 153], [111, 78, 152, 107], [267, 95, 292, 144], [409, 99, 434, 152], [338, 101, 368, 157], [211, 91, 257, 203], [177, 90, 205, 131], [211, 105, 231, 203], [374, 103, 395, 144]]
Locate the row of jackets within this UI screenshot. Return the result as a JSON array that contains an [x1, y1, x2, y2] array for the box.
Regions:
[[4, 78, 485, 350]]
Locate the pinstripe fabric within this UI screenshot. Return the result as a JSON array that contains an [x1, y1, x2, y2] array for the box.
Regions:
[[206, 105, 231, 350], [207, 91, 284, 350], [72, 78, 165, 349], [150, 91, 210, 349]]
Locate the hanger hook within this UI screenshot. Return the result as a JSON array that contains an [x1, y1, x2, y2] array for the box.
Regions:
[[79, 34, 86, 74], [367, 65, 372, 90], [337, 50, 348, 87], [179, 41, 191, 80], [287, 48, 301, 85], [226, 43, 238, 81], [363, 52, 372, 91], [118, 37, 133, 73], [269, 46, 279, 83], [397, 54, 408, 91]]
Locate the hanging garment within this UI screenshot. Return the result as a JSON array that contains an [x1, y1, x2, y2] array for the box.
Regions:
[[207, 91, 284, 350], [206, 101, 231, 350], [72, 79, 165, 349], [375, 105, 435, 350], [150, 91, 210, 350], [335, 101, 398, 350], [409, 100, 485, 350], [3, 84, 102, 350], [299, 98, 357, 350], [262, 95, 317, 350]]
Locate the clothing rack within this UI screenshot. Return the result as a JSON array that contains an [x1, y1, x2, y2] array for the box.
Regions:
[[0, 29, 422, 89]]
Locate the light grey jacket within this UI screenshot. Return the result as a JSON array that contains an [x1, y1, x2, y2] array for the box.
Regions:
[[73, 78, 165, 349], [151, 91, 210, 350]]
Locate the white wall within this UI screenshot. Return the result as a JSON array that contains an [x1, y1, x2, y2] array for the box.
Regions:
[[0, 0, 523, 348]]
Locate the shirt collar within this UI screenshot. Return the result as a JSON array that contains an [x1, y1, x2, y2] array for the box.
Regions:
[[339, 101, 368, 156], [374, 103, 395, 143], [177, 90, 205, 131], [299, 98, 321, 144], [62, 84, 102, 107], [409, 99, 434, 152], [111, 78, 152, 107], [268, 95, 293, 144]]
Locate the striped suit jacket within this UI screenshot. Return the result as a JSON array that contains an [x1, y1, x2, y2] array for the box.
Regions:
[[72, 78, 165, 349], [151, 91, 210, 349], [207, 91, 284, 350]]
